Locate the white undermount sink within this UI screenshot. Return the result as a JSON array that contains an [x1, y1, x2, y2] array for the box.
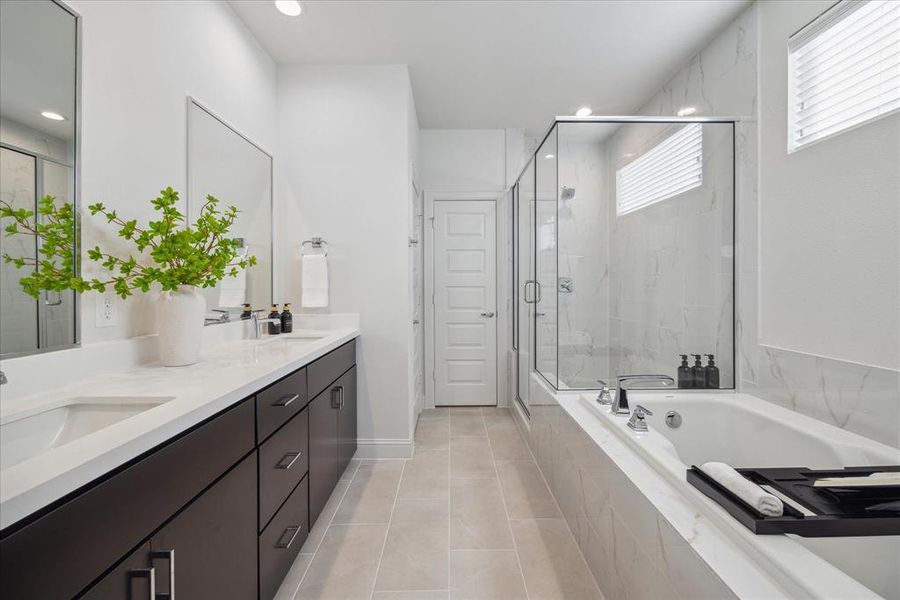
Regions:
[[267, 333, 327, 344], [0, 396, 174, 470]]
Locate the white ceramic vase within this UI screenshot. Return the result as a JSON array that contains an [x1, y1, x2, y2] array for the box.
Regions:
[[157, 285, 206, 367]]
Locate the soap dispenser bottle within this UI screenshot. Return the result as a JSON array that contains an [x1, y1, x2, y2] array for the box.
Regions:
[[704, 354, 720, 389], [691, 354, 705, 389], [267, 305, 281, 335], [240, 303, 252, 320], [280, 303, 293, 334], [677, 355, 692, 389]]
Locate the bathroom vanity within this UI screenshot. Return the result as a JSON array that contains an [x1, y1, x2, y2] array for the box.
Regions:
[[0, 334, 358, 599]]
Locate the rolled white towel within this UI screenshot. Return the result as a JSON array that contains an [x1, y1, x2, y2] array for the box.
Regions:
[[700, 462, 784, 517]]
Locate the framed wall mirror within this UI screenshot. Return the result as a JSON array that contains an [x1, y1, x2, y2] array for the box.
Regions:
[[186, 97, 273, 320], [0, 0, 79, 358]]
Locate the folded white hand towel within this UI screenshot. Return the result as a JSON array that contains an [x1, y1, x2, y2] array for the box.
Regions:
[[699, 461, 784, 517], [302, 253, 329, 308]]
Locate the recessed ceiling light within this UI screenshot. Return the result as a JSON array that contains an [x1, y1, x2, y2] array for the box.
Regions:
[[275, 0, 303, 16], [41, 111, 66, 121], [575, 107, 592, 117], [677, 106, 697, 116], [545, 153, 555, 159]]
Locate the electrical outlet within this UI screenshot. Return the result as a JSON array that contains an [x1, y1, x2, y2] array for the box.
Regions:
[[95, 292, 118, 328]]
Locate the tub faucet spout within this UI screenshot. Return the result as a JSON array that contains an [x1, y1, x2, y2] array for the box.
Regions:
[[613, 375, 675, 415]]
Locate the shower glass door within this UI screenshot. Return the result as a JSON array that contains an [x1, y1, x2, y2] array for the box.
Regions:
[[515, 158, 535, 415], [535, 128, 558, 387]]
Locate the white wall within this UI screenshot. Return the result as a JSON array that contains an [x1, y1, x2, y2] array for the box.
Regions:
[[758, 0, 899, 371], [420, 128, 526, 192], [67, 0, 277, 344], [276, 64, 417, 456]]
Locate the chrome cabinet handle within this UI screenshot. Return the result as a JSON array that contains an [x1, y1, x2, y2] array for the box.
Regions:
[[151, 549, 175, 599], [128, 567, 156, 599], [274, 393, 300, 407], [480, 312, 495, 318], [331, 386, 344, 409], [276, 525, 302, 549], [276, 452, 302, 470]]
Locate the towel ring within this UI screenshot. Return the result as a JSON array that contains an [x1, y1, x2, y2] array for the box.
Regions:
[[301, 237, 328, 257]]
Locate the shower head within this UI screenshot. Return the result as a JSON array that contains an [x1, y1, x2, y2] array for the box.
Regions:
[[560, 186, 576, 201]]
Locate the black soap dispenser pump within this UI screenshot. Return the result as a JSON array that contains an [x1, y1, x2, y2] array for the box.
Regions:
[[677, 354, 692, 389], [267, 305, 281, 335], [280, 303, 293, 334], [691, 354, 705, 389], [704, 354, 720, 389]]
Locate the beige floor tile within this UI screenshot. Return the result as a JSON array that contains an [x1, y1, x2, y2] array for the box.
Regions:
[[418, 407, 450, 419], [399, 450, 449, 499], [301, 479, 351, 554], [450, 550, 527, 600], [447, 406, 482, 414], [374, 498, 449, 591], [340, 458, 362, 481], [296, 523, 388, 599], [416, 418, 450, 451], [449, 478, 514, 550], [511, 519, 601, 599], [449, 437, 495, 479], [332, 461, 403, 524], [449, 413, 487, 438], [488, 429, 532, 460], [496, 460, 561, 519], [372, 592, 449, 600], [273, 553, 313, 600]]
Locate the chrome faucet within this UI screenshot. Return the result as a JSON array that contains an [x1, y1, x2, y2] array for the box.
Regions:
[[205, 309, 231, 325], [0, 371, 6, 385], [612, 374, 675, 415], [250, 310, 280, 339], [627, 405, 654, 432]]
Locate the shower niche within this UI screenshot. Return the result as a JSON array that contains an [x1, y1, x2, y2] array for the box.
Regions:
[[513, 117, 736, 406]]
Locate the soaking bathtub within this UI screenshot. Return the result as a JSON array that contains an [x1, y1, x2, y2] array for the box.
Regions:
[[577, 391, 900, 600]]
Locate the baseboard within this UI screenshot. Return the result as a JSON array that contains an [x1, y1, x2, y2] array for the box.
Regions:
[[355, 438, 414, 459]]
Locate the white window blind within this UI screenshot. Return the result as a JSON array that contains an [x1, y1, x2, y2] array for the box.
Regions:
[[788, 0, 900, 151], [615, 123, 703, 216]]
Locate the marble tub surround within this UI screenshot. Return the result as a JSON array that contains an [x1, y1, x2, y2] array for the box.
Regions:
[[512, 380, 897, 600], [275, 406, 601, 600], [0, 318, 359, 530]]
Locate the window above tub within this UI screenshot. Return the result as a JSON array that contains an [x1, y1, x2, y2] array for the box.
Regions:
[[788, 0, 900, 152]]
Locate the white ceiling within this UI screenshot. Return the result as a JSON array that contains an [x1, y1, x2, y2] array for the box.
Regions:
[[230, 0, 750, 136]]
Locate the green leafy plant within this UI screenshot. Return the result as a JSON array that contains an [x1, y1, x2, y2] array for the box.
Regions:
[[0, 187, 256, 299]]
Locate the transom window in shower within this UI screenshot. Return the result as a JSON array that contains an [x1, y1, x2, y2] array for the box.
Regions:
[[615, 123, 702, 216], [788, 0, 900, 151]]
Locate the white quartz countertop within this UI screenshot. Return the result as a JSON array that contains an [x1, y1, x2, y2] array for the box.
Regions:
[[0, 327, 359, 530]]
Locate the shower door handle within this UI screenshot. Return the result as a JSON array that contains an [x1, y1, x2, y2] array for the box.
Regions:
[[523, 280, 536, 303], [524, 280, 542, 304]]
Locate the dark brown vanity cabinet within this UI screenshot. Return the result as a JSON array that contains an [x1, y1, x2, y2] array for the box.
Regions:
[[0, 338, 357, 600]]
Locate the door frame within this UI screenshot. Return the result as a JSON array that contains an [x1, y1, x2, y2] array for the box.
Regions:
[[425, 191, 504, 409]]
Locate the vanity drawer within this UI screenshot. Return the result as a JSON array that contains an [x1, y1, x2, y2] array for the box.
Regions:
[[257, 367, 308, 443], [259, 407, 309, 531], [308, 339, 356, 399], [0, 397, 255, 600], [259, 475, 309, 600]]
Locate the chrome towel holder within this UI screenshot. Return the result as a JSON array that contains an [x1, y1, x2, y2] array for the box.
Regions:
[[301, 237, 328, 257]]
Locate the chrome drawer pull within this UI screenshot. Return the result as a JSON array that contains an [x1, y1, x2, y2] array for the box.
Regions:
[[151, 549, 175, 599], [128, 567, 155, 599], [331, 386, 344, 410], [274, 393, 300, 407], [276, 525, 302, 549], [275, 452, 302, 470]]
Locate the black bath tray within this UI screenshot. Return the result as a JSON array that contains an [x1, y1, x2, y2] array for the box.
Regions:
[[687, 465, 900, 537]]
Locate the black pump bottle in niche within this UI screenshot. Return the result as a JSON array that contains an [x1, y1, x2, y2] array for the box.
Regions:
[[704, 354, 720, 389], [691, 354, 705, 389], [678, 354, 693, 389]]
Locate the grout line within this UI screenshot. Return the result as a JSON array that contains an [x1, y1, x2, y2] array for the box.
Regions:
[[368, 456, 406, 599], [482, 408, 532, 600], [447, 408, 452, 597], [291, 459, 362, 599]]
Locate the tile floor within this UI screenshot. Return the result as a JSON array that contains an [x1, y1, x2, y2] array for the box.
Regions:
[[275, 406, 602, 600]]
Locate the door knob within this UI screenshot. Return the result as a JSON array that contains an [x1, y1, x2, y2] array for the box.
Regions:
[[480, 312, 495, 318]]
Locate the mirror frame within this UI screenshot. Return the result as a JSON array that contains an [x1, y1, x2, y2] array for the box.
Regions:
[[184, 96, 275, 322], [0, 0, 81, 359]]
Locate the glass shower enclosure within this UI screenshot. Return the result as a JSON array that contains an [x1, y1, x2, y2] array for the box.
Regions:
[[513, 117, 736, 413]]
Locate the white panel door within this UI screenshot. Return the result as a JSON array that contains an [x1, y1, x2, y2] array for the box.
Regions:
[[433, 200, 497, 406]]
